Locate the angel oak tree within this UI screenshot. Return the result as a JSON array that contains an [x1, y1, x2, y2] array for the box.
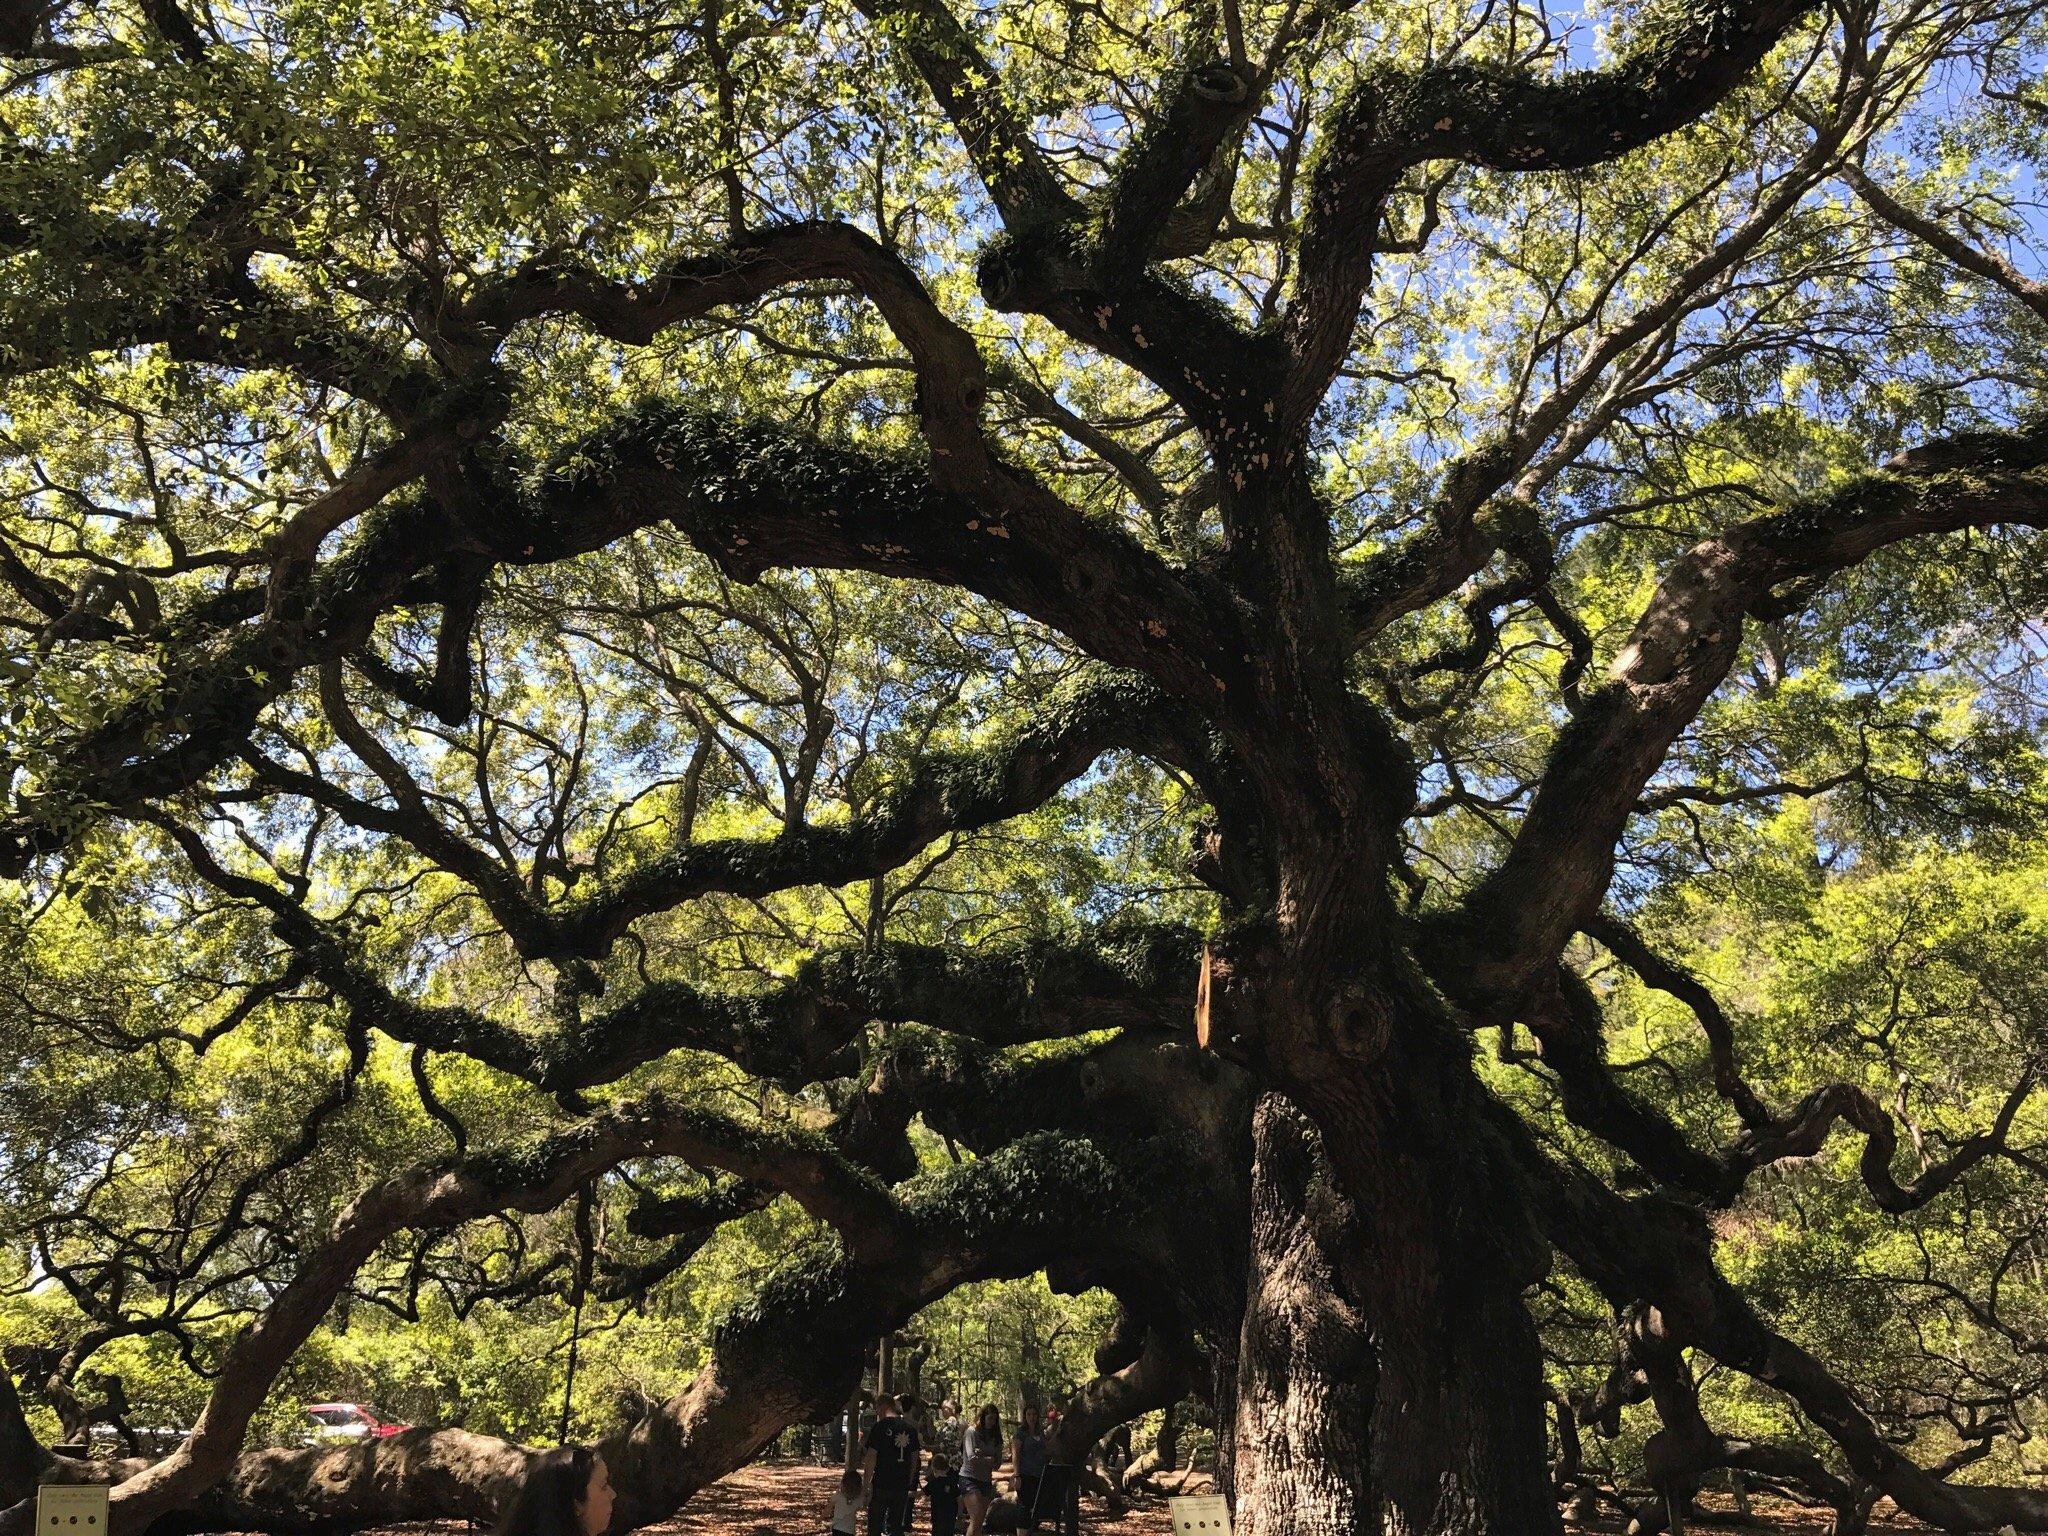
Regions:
[[3, 0, 2048, 1532]]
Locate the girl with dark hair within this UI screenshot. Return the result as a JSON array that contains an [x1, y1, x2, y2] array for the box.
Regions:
[[958, 1405, 1004, 1536], [495, 1447, 616, 1536], [831, 1468, 864, 1536], [1011, 1407, 1047, 1531]]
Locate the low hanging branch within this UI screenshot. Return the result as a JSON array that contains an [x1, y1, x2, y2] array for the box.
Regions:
[[0, 1093, 900, 1536]]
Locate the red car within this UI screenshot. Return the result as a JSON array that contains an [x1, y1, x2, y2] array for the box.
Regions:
[[304, 1403, 409, 1444]]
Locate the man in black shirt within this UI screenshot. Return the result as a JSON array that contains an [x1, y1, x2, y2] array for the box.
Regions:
[[861, 1393, 922, 1536]]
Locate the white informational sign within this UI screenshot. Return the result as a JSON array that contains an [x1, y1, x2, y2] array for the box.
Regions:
[[37, 1485, 110, 1536], [1169, 1493, 1232, 1536]]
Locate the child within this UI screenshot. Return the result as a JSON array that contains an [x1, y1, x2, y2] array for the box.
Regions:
[[832, 1468, 864, 1536], [924, 1453, 961, 1536]]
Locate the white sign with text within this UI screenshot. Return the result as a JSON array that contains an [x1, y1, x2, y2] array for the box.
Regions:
[[37, 1485, 110, 1536], [1169, 1493, 1232, 1536]]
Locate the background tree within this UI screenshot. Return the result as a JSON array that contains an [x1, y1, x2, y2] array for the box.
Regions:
[[2, 0, 2047, 1533]]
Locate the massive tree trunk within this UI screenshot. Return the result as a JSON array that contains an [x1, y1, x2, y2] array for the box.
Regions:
[[1173, 453, 1565, 1536], [1220, 819, 1560, 1529], [1231, 1096, 1372, 1536], [1297, 1059, 1557, 1536]]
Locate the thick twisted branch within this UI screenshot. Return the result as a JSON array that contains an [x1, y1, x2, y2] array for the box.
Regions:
[[1451, 429, 2048, 1004], [1517, 1116, 2048, 1532], [2, 404, 1235, 871], [847, 0, 1071, 224]]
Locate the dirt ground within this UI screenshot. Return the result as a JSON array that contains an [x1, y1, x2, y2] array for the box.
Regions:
[[1564, 1487, 1931, 1535], [643, 1462, 1937, 1536], [661, 1461, 1178, 1536], [361, 1462, 1937, 1536]]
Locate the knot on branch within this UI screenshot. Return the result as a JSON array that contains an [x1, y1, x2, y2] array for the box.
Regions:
[[1189, 63, 1249, 105], [1328, 980, 1395, 1063], [976, 241, 1025, 312]]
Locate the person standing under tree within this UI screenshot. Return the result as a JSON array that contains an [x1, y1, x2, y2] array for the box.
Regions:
[[959, 1405, 1005, 1536], [1011, 1407, 1048, 1531], [861, 1393, 922, 1536]]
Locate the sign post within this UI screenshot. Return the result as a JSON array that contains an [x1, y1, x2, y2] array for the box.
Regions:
[[1168, 1493, 1232, 1536], [37, 1485, 111, 1536]]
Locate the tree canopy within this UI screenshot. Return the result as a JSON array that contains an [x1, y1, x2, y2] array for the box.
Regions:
[[2, 0, 2046, 1532]]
